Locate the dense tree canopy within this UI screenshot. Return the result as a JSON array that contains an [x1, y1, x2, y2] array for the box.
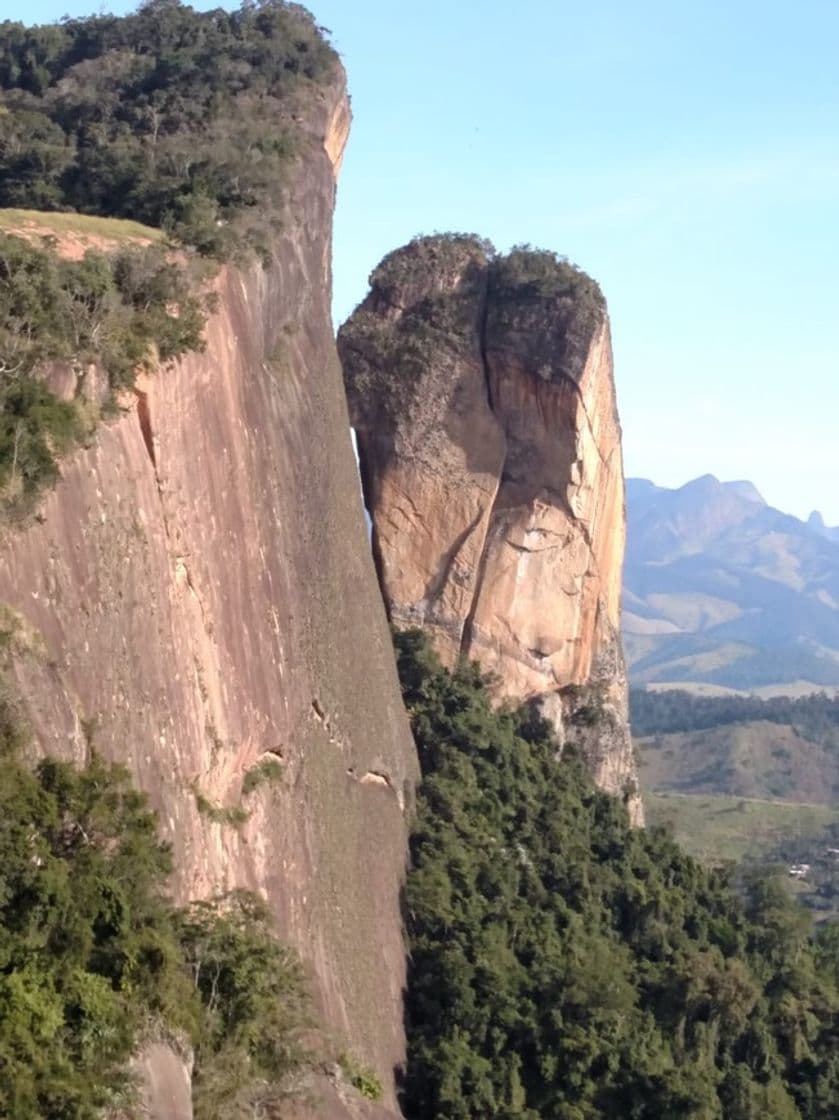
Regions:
[[0, 682, 309, 1119], [631, 688, 839, 747], [397, 630, 839, 1119], [0, 0, 337, 256]]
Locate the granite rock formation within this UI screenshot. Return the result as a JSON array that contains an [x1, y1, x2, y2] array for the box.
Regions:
[[0, 75, 416, 1116], [340, 236, 641, 823]]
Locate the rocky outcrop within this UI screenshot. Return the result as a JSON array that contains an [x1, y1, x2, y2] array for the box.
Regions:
[[340, 236, 641, 823], [0, 76, 416, 1114], [131, 1045, 193, 1120]]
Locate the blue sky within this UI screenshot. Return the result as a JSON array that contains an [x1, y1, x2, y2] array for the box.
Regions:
[[14, 0, 839, 522]]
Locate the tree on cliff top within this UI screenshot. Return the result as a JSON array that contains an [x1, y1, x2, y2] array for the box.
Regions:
[[0, 1, 338, 257]]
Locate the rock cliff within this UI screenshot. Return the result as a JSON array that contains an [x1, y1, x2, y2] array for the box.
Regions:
[[0, 77, 416, 1114], [339, 236, 641, 824]]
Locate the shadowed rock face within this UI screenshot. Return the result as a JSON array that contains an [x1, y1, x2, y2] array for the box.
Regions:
[[340, 236, 641, 824], [0, 78, 415, 1117]]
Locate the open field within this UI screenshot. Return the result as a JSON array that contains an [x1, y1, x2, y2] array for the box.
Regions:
[[0, 208, 163, 243], [648, 680, 839, 699], [645, 790, 839, 864]]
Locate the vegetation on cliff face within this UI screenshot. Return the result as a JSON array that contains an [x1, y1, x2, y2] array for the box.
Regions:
[[489, 245, 605, 310], [0, 0, 338, 518], [179, 892, 310, 1120], [340, 234, 607, 426], [0, 686, 309, 1119], [396, 628, 839, 1119], [0, 0, 337, 258], [485, 245, 607, 387], [0, 232, 210, 515]]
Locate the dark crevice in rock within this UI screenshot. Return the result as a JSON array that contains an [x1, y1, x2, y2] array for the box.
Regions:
[[135, 389, 213, 648], [134, 389, 157, 470], [477, 268, 495, 415], [459, 272, 503, 657], [356, 441, 391, 623], [459, 521, 491, 654], [423, 503, 486, 610], [181, 560, 211, 636]]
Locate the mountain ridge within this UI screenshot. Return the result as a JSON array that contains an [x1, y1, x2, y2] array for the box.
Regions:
[[624, 473, 839, 692]]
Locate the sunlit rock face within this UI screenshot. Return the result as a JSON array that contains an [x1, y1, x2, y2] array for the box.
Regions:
[[340, 236, 642, 825], [0, 76, 418, 1117]]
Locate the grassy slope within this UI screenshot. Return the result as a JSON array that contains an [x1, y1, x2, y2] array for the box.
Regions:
[[637, 720, 839, 804], [639, 712, 839, 906], [647, 680, 839, 698], [645, 790, 839, 864], [0, 208, 163, 242]]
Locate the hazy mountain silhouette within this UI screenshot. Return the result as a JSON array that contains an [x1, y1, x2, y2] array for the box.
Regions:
[[808, 510, 839, 544], [624, 476, 839, 692]]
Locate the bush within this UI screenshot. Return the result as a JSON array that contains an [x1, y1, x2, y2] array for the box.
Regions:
[[193, 787, 249, 828], [178, 892, 310, 1120], [241, 756, 283, 797], [338, 1052, 383, 1102], [0, 743, 194, 1117]]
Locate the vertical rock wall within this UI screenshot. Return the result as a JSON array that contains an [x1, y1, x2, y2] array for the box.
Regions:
[[0, 82, 417, 1112], [340, 236, 642, 824]]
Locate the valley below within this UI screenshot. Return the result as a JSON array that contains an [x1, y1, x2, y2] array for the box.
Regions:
[[633, 688, 839, 917]]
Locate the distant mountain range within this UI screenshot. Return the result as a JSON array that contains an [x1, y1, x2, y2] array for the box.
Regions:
[[623, 475, 839, 693]]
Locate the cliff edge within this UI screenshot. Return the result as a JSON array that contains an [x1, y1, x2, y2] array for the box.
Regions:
[[339, 236, 641, 824], [0, 75, 416, 1116]]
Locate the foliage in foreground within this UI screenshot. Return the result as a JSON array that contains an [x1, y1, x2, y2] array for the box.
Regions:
[[179, 892, 310, 1120], [396, 628, 839, 1119], [0, 686, 308, 1119], [0, 0, 337, 258], [0, 233, 209, 514]]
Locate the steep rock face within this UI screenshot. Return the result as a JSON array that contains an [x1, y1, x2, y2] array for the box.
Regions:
[[0, 81, 416, 1112], [340, 237, 641, 823]]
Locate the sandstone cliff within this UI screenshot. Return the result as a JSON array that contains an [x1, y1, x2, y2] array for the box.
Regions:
[[339, 236, 641, 824], [0, 78, 416, 1115]]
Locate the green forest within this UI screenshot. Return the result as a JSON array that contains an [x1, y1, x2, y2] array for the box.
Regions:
[[0, 0, 337, 515], [631, 689, 839, 745], [0, 0, 337, 257], [396, 630, 839, 1119]]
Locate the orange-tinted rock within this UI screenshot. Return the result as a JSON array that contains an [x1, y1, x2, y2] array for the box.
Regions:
[[340, 238, 641, 824], [0, 80, 414, 1115]]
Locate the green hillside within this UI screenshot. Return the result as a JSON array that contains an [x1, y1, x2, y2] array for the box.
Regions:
[[396, 629, 839, 1119], [645, 792, 839, 864], [0, 1, 336, 257], [638, 721, 839, 804], [632, 689, 839, 805], [634, 690, 839, 914]]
